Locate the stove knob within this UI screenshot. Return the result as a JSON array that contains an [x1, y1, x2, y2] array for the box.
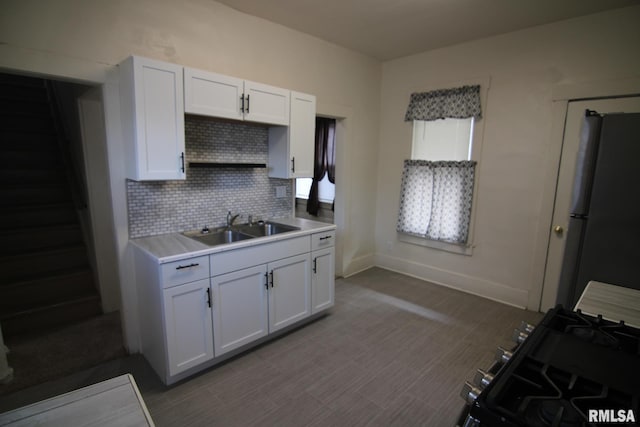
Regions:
[[473, 368, 494, 389], [511, 329, 528, 344], [519, 321, 535, 334], [460, 381, 482, 405], [496, 346, 513, 364]]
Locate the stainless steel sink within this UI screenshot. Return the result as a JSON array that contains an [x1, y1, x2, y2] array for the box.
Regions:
[[183, 221, 299, 247], [183, 228, 254, 246], [236, 221, 300, 237]]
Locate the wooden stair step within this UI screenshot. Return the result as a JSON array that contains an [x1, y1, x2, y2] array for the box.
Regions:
[[0, 246, 90, 286], [0, 204, 77, 230], [0, 224, 84, 256], [0, 269, 96, 316], [0, 130, 57, 147], [0, 99, 50, 116], [0, 168, 67, 186], [0, 186, 71, 207], [1, 151, 63, 169], [0, 115, 54, 133], [0, 295, 102, 339]]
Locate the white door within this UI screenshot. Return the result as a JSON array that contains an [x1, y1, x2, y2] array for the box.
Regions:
[[211, 265, 269, 356], [163, 278, 213, 376], [289, 91, 316, 178], [183, 68, 244, 120], [268, 254, 311, 332], [244, 80, 290, 125], [540, 97, 640, 311], [311, 247, 335, 313]]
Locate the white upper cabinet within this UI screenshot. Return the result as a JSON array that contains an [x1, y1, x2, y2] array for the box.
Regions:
[[268, 91, 316, 178], [119, 56, 186, 181], [183, 68, 243, 120], [243, 81, 290, 125], [184, 67, 289, 126]]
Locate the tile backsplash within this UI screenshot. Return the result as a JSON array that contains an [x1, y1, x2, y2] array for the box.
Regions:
[[127, 116, 293, 238]]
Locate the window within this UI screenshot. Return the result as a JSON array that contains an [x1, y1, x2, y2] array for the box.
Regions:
[[295, 176, 335, 203], [397, 85, 481, 249], [412, 118, 473, 161]]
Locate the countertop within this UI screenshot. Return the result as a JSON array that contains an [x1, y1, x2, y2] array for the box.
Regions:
[[0, 374, 154, 426], [574, 280, 640, 329], [130, 217, 336, 264]]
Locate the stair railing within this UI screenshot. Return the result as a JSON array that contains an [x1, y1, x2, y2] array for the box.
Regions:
[[44, 80, 88, 210]]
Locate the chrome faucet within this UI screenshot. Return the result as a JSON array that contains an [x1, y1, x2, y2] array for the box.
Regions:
[[226, 211, 240, 228]]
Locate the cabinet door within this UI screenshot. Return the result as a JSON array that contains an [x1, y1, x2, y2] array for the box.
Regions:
[[289, 91, 316, 178], [163, 278, 213, 377], [268, 253, 311, 332], [211, 265, 269, 356], [312, 247, 335, 313], [244, 81, 290, 125], [184, 68, 244, 121], [122, 56, 185, 180]]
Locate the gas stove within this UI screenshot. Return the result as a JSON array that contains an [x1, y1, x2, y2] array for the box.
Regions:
[[458, 305, 640, 426]]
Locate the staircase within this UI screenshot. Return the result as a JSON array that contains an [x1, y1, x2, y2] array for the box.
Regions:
[[0, 73, 101, 339]]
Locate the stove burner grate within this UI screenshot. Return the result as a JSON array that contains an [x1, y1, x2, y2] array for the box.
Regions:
[[558, 310, 640, 354], [525, 398, 583, 427]]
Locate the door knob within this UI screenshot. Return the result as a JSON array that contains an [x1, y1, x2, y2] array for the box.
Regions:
[[553, 225, 564, 235]]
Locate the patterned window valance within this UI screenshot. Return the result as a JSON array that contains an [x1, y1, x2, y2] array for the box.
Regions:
[[404, 85, 482, 122]]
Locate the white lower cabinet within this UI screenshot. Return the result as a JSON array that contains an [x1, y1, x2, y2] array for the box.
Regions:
[[211, 265, 269, 356], [268, 253, 311, 332], [311, 247, 335, 313], [211, 252, 311, 356], [134, 230, 334, 385], [311, 230, 336, 313], [163, 278, 214, 376]]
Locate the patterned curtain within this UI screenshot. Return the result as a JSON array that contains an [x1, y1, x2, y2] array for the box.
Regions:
[[397, 160, 476, 244], [404, 85, 481, 122]]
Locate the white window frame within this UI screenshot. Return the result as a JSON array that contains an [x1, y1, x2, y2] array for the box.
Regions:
[[398, 79, 489, 256]]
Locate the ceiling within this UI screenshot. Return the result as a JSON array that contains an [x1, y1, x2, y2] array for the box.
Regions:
[[215, 0, 638, 61]]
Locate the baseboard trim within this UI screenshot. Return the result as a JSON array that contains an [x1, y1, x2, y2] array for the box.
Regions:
[[343, 254, 375, 278], [374, 253, 529, 309]]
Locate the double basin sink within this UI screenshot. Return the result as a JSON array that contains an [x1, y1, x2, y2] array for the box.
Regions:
[[183, 221, 300, 247]]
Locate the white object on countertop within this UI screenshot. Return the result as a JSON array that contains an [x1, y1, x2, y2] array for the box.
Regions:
[[0, 374, 154, 426], [574, 280, 640, 329], [0, 323, 13, 385]]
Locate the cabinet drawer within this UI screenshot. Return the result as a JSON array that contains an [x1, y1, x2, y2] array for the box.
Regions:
[[161, 255, 210, 288], [311, 230, 335, 251], [211, 236, 309, 276]]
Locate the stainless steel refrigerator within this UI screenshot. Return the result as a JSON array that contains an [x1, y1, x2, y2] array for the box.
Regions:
[[557, 111, 640, 308]]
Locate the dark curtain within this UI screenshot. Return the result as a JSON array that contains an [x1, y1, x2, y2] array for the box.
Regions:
[[307, 118, 336, 215]]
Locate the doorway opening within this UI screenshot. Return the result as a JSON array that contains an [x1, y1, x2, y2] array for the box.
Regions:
[[540, 96, 640, 311], [295, 117, 336, 224]]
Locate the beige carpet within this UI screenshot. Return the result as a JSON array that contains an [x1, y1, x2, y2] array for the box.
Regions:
[[0, 312, 126, 397]]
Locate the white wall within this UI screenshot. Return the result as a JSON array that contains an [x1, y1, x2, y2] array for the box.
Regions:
[[375, 6, 640, 310], [0, 0, 381, 350]]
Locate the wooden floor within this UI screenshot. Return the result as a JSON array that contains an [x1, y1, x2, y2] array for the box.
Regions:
[[0, 267, 543, 426]]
